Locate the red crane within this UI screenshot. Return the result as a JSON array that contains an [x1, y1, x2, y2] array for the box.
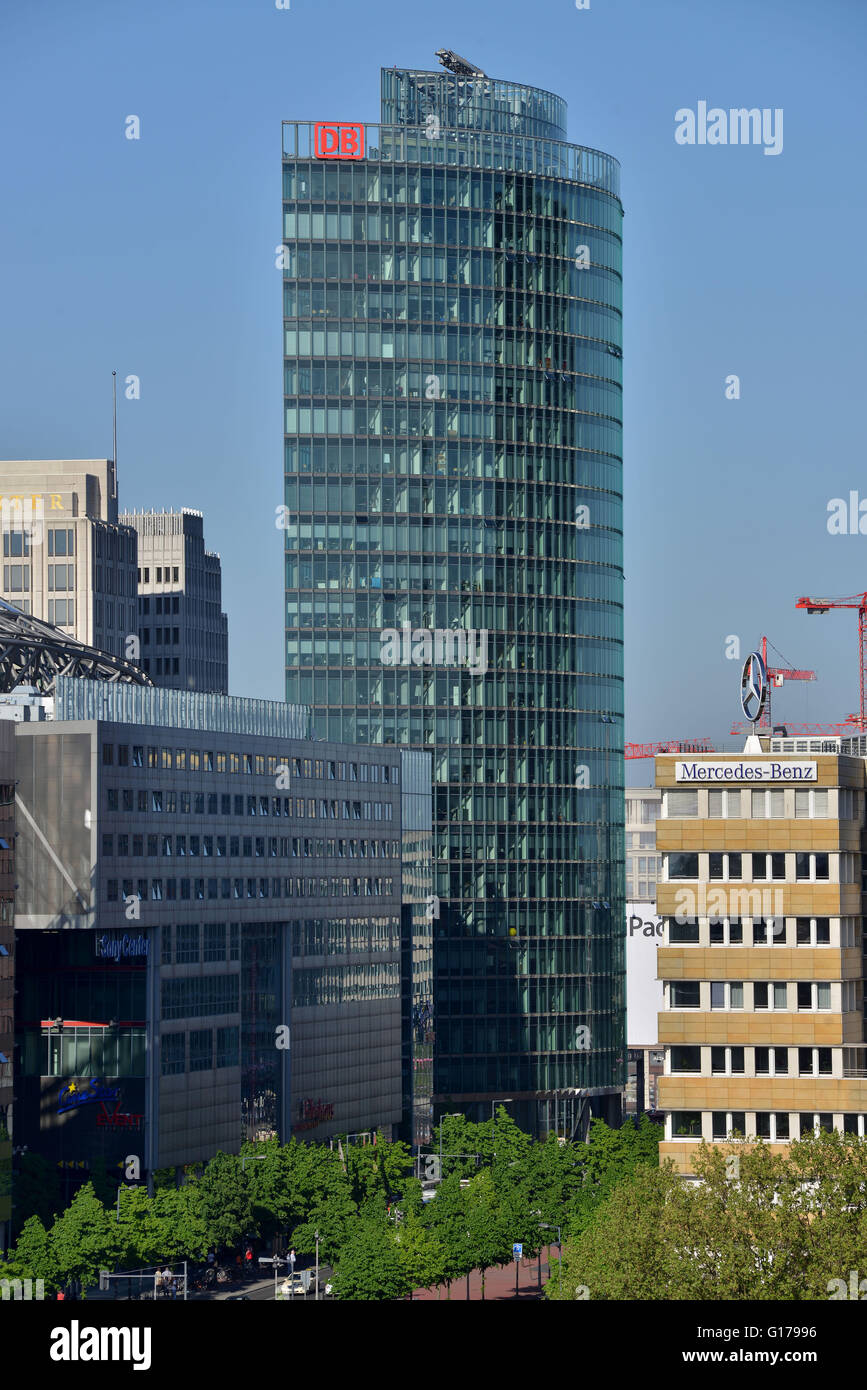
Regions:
[[625, 737, 714, 760], [729, 635, 816, 735], [796, 593, 867, 732]]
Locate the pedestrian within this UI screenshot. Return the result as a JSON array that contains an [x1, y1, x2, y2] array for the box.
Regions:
[[56, 1289, 65, 1302], [155, 1268, 164, 1299], [162, 1265, 172, 1297], [289, 1248, 296, 1273], [244, 1246, 253, 1279], [206, 1250, 215, 1267], [170, 1277, 178, 1300]]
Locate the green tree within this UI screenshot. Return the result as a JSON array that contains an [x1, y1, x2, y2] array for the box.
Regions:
[[290, 1152, 358, 1266], [422, 1175, 473, 1299], [547, 1161, 680, 1299], [396, 1210, 448, 1297], [3, 1215, 60, 1291], [50, 1183, 122, 1290], [344, 1137, 413, 1207], [331, 1217, 408, 1300], [464, 1171, 510, 1300], [192, 1151, 254, 1251], [549, 1132, 867, 1301]]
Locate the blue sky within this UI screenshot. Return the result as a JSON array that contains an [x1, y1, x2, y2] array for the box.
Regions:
[[2, 0, 865, 781]]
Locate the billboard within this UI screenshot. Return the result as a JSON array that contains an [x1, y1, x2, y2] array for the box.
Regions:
[[626, 901, 663, 1045]]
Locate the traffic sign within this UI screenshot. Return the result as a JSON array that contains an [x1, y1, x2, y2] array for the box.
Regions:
[[513, 1243, 523, 1258]]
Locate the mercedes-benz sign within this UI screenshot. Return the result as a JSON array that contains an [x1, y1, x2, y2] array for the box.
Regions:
[[740, 650, 768, 723]]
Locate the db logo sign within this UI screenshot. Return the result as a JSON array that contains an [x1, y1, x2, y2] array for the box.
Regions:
[[314, 123, 365, 159]]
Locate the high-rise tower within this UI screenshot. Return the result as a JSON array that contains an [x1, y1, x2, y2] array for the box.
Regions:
[[282, 58, 624, 1135]]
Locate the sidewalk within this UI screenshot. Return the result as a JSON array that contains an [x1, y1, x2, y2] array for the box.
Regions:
[[413, 1253, 560, 1301]]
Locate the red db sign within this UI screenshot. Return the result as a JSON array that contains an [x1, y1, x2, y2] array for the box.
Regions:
[[314, 123, 365, 159]]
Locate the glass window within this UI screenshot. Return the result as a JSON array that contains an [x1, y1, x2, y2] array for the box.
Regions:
[[189, 1029, 213, 1072], [670, 981, 700, 1009], [668, 853, 698, 879], [161, 1032, 185, 1076], [670, 1045, 701, 1073]]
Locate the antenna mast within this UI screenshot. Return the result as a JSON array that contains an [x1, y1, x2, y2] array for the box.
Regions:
[[112, 369, 117, 498]]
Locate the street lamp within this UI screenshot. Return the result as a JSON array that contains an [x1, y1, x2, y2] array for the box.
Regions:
[[490, 1098, 513, 1120], [539, 1223, 562, 1294], [438, 1112, 462, 1172], [240, 1154, 266, 1171]]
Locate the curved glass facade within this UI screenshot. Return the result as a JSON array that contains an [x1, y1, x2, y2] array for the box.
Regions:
[[282, 67, 624, 1135]]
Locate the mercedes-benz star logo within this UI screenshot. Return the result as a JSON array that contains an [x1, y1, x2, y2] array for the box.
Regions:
[[740, 651, 768, 723]]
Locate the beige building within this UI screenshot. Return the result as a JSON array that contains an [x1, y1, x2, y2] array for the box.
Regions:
[[0, 460, 138, 660], [626, 787, 662, 899], [655, 734, 867, 1175]]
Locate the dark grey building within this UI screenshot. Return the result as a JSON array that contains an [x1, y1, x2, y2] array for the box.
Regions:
[[121, 509, 229, 694], [12, 678, 431, 1193]]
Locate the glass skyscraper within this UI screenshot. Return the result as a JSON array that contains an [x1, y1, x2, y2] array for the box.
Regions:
[[282, 58, 624, 1136]]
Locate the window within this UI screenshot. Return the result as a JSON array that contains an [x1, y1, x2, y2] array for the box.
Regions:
[[672, 1112, 702, 1138], [755, 1047, 788, 1076], [712, 1111, 745, 1140], [751, 789, 785, 818], [176, 923, 199, 964], [796, 853, 830, 881], [189, 1029, 213, 1072], [3, 531, 29, 558], [3, 564, 30, 593], [161, 1033, 185, 1076], [753, 920, 786, 945], [707, 789, 742, 818], [709, 852, 742, 880], [670, 981, 700, 1009], [794, 789, 829, 818], [216, 1026, 239, 1068], [667, 853, 699, 880], [670, 1045, 701, 1073], [711, 982, 744, 1009], [204, 923, 225, 962]]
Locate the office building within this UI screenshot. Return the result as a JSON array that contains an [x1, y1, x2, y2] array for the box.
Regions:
[[0, 723, 14, 1244], [0, 460, 138, 660], [13, 678, 431, 1194], [625, 787, 662, 900], [624, 790, 663, 1117], [656, 734, 867, 1176], [281, 57, 625, 1135], [120, 509, 229, 694]]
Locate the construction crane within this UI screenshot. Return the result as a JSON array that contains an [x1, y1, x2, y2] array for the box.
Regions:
[[754, 718, 861, 737], [625, 737, 714, 761], [729, 635, 816, 735], [796, 593, 867, 732]]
